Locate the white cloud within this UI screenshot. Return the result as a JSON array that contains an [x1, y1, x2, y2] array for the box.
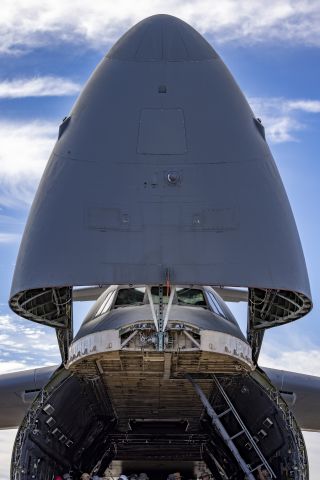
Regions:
[[0, 360, 30, 374], [248, 96, 320, 143], [0, 314, 19, 332], [260, 348, 320, 376], [0, 233, 20, 243], [1, 0, 320, 55], [0, 429, 17, 480], [287, 99, 320, 113], [303, 432, 320, 479], [0, 315, 60, 479], [259, 327, 320, 376], [0, 120, 56, 208], [0, 316, 59, 480], [0, 314, 60, 363], [0, 76, 81, 98], [267, 116, 303, 143]]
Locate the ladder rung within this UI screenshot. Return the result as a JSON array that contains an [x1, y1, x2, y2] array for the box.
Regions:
[[218, 408, 231, 418], [230, 430, 244, 440]]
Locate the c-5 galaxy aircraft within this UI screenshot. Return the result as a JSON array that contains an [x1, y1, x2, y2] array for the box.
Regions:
[[0, 14, 319, 480]]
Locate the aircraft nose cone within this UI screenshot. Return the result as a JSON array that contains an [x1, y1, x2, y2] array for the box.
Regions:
[[107, 14, 218, 62]]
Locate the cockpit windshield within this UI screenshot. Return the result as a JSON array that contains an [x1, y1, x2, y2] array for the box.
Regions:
[[113, 286, 208, 308], [114, 287, 146, 307], [87, 285, 232, 322], [176, 288, 207, 307]]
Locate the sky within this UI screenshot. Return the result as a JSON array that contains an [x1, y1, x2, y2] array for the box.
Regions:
[[0, 0, 319, 478]]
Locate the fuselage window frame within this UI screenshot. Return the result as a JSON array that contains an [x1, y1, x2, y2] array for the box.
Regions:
[[206, 291, 227, 319], [95, 291, 115, 317]]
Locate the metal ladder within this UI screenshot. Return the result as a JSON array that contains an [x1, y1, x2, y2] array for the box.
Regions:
[[186, 374, 276, 479]]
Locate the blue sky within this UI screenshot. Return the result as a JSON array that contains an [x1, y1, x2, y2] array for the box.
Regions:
[[0, 1, 319, 478]]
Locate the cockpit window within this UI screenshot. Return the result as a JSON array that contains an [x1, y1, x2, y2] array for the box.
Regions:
[[114, 287, 146, 307], [176, 288, 207, 307], [95, 290, 115, 317], [206, 291, 227, 318]]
